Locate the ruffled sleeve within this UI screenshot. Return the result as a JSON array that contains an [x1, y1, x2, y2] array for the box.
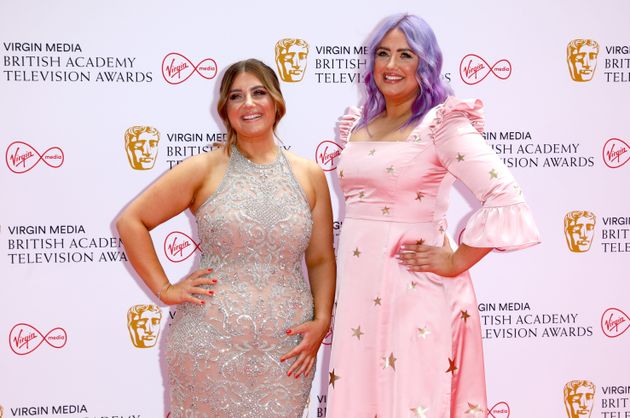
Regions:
[[431, 96, 541, 251], [337, 106, 362, 147]]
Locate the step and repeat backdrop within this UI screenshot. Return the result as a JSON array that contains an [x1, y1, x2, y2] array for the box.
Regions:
[[1, 1, 629, 417]]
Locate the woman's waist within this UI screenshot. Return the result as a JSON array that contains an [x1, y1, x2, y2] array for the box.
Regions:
[[199, 253, 303, 268], [339, 216, 448, 249], [344, 203, 444, 224]]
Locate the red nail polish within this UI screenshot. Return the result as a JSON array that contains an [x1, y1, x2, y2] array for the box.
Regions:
[[287, 372, 291, 377], [208, 291, 214, 296], [201, 301, 205, 305], [212, 279, 218, 283], [207, 268, 213, 272], [286, 329, 291, 334]]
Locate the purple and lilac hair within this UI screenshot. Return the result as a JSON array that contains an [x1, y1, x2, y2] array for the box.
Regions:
[[358, 14, 452, 129]]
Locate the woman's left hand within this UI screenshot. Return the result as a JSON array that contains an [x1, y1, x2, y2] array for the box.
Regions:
[[397, 236, 461, 277], [280, 317, 330, 378]]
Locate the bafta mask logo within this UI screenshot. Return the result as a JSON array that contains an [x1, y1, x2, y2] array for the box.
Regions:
[[564, 211, 596, 252], [127, 304, 162, 348], [564, 380, 596, 418], [275, 38, 309, 82], [567, 39, 599, 82], [124, 126, 160, 170]]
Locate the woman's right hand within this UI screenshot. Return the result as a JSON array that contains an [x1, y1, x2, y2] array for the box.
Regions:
[[160, 268, 217, 306]]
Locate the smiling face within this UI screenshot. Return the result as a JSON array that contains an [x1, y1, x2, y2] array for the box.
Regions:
[[226, 71, 276, 142], [373, 28, 420, 104]]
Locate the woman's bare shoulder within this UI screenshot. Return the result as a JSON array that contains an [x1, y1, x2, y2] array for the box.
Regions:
[[283, 150, 322, 176]]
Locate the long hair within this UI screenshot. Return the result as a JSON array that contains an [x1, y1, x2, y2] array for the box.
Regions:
[[217, 59, 286, 154], [358, 14, 452, 129]]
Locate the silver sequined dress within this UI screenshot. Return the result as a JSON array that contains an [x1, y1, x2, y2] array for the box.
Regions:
[[166, 146, 314, 418]]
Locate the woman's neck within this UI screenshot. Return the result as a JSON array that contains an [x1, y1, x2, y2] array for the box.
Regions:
[[382, 94, 415, 124], [234, 135, 278, 164]]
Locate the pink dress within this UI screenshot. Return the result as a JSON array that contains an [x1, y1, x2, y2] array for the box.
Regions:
[[326, 97, 540, 418]]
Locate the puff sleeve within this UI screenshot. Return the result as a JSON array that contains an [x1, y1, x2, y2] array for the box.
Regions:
[[337, 106, 362, 147], [431, 97, 541, 251]]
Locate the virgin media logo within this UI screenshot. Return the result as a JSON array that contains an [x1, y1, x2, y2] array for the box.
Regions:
[[601, 307, 630, 338], [9, 323, 67, 355], [602, 138, 630, 168], [489, 402, 510, 418], [162, 53, 218, 85], [315, 141, 342, 171], [163, 231, 201, 263], [459, 54, 512, 85], [5, 141, 64, 174]]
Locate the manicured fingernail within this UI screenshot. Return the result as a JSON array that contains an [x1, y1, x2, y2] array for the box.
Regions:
[[295, 375, 299, 379], [286, 329, 292, 334], [207, 268, 213, 272], [287, 372, 291, 377], [280, 358, 285, 363], [208, 291, 214, 295], [201, 301, 206, 305], [212, 279, 218, 283]]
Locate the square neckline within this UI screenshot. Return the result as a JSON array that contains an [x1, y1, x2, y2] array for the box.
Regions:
[[346, 106, 438, 144]]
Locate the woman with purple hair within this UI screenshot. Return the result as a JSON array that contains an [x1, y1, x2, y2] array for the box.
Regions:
[[326, 14, 540, 417]]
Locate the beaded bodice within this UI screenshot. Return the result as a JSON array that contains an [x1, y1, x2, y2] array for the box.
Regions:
[[196, 146, 313, 288], [166, 146, 315, 418]]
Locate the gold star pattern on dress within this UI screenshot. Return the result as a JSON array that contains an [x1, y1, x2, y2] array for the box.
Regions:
[[373, 296, 382, 306], [439, 225, 445, 233], [353, 247, 361, 257], [386, 165, 394, 174], [381, 206, 391, 215], [368, 149, 376, 156], [417, 325, 431, 339], [415, 239, 425, 245], [351, 326, 364, 340], [328, 369, 340, 388], [388, 352, 397, 370], [489, 168, 498, 179], [446, 357, 457, 375], [415, 191, 424, 202], [339, 169, 344, 178], [461, 310, 471, 322], [381, 352, 397, 371], [359, 190, 365, 199], [456, 153, 465, 162], [513, 184, 523, 195], [408, 281, 418, 290], [410, 406, 429, 417], [465, 403, 484, 417]]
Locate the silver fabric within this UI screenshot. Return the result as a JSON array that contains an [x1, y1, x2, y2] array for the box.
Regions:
[[166, 146, 314, 417]]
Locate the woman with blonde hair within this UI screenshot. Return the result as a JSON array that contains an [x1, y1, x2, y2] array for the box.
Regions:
[[117, 58, 335, 417]]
